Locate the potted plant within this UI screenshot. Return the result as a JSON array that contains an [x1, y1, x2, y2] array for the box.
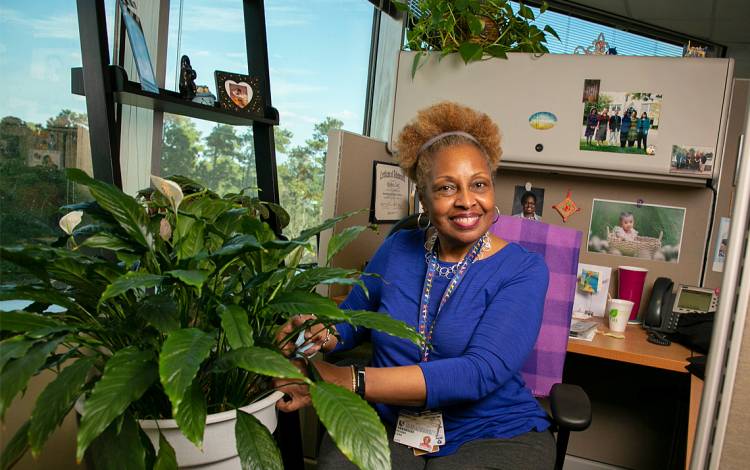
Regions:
[[0, 169, 421, 470], [394, 0, 560, 74]]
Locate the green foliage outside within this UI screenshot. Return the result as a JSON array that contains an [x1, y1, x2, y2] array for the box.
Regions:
[[590, 200, 685, 246]]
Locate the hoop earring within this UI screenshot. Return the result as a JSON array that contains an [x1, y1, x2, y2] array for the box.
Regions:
[[417, 212, 431, 229], [492, 206, 500, 224]]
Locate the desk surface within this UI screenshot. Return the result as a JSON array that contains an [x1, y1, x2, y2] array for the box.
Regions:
[[567, 318, 693, 373]]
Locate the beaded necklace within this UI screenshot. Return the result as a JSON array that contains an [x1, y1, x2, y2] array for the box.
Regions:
[[418, 232, 488, 361]]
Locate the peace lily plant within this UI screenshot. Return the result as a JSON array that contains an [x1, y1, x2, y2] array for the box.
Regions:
[[0, 169, 421, 470]]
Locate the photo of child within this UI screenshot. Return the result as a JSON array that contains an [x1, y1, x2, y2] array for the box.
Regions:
[[229, 83, 250, 108], [612, 211, 638, 241], [588, 199, 685, 263]]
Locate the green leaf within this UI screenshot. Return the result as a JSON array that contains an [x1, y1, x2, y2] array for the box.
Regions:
[[165, 270, 210, 291], [0, 336, 36, 371], [29, 357, 96, 456], [455, 0, 469, 11], [173, 379, 207, 448], [486, 44, 509, 59], [327, 225, 371, 263], [159, 329, 214, 423], [266, 291, 341, 317], [219, 304, 254, 350], [85, 414, 146, 470], [0, 246, 51, 284], [0, 285, 77, 311], [0, 310, 63, 332], [286, 267, 362, 293], [540, 1, 548, 13], [66, 168, 152, 249], [0, 420, 30, 470], [318, 310, 423, 347], [77, 347, 158, 461], [311, 383, 389, 470], [236, 409, 283, 470], [458, 42, 483, 63], [518, 4, 535, 20], [214, 347, 306, 380], [99, 272, 165, 305], [181, 196, 231, 222], [212, 234, 264, 258], [136, 294, 179, 333], [153, 433, 178, 470], [467, 14, 483, 36], [0, 337, 64, 419], [295, 209, 364, 243], [173, 217, 205, 261], [80, 233, 136, 252], [543, 24, 560, 41]]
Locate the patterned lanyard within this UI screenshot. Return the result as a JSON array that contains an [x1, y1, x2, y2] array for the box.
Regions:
[[418, 234, 487, 362]]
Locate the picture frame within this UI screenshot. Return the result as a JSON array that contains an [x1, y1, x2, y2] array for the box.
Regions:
[[119, 0, 158, 93], [572, 263, 612, 317], [511, 185, 545, 220], [370, 161, 410, 224], [214, 70, 263, 115]]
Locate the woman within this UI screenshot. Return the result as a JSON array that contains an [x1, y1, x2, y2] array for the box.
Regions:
[[276, 102, 553, 469], [636, 112, 650, 150], [584, 107, 598, 146], [626, 110, 638, 147], [619, 110, 632, 148], [595, 108, 609, 146], [513, 191, 542, 221]]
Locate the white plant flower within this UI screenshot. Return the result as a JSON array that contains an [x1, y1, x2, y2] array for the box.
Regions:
[[59, 210, 83, 235], [150, 175, 184, 213], [159, 218, 172, 241]]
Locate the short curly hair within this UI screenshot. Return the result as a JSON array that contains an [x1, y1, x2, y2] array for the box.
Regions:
[[395, 102, 502, 193]]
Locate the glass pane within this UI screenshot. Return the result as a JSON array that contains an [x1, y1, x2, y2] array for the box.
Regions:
[[160, 0, 374, 247], [0, 0, 108, 285]]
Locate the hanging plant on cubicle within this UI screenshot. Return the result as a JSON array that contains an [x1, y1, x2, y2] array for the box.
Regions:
[[394, 0, 560, 76]]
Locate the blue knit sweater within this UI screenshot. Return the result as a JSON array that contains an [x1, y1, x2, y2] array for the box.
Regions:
[[334, 229, 551, 456]]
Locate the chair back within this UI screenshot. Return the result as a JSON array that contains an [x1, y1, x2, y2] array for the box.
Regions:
[[490, 215, 582, 397]]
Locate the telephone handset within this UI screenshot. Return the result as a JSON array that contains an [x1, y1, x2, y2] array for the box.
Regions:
[[644, 277, 718, 336]]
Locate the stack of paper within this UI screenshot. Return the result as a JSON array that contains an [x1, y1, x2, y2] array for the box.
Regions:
[[569, 319, 599, 341]]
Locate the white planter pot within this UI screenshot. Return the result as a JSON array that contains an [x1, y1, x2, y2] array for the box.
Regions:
[[138, 390, 284, 469]]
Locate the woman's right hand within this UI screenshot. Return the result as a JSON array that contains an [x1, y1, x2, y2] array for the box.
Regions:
[[275, 315, 336, 358]]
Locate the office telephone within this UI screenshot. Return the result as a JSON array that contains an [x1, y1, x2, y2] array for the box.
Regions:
[[644, 278, 718, 344]]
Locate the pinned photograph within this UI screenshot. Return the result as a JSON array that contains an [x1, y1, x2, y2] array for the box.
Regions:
[[215, 71, 263, 115], [712, 217, 730, 272], [573, 263, 612, 317], [588, 199, 685, 263], [579, 84, 662, 155], [582, 79, 600, 103], [669, 144, 714, 175], [511, 185, 544, 221]]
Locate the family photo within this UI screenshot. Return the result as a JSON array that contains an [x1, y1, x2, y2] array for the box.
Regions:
[[587, 199, 685, 262], [670, 144, 714, 175], [580, 83, 663, 156]]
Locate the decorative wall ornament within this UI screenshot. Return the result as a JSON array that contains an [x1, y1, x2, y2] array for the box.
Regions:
[[573, 33, 611, 56], [552, 190, 581, 223]]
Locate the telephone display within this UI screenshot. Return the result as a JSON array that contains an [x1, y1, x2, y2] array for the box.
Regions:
[[673, 286, 718, 314]]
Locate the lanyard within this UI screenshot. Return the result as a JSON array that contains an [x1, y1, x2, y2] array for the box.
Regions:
[[418, 234, 486, 362]]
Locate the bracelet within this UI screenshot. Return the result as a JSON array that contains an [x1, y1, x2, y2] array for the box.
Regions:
[[350, 365, 357, 393], [353, 365, 366, 398]]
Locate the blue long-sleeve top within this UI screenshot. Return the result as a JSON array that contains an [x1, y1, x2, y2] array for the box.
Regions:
[[334, 229, 551, 456]]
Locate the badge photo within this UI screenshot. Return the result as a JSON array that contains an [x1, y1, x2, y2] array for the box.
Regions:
[[214, 70, 263, 115]]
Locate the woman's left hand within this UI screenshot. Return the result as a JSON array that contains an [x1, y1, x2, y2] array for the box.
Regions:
[[274, 359, 312, 412]]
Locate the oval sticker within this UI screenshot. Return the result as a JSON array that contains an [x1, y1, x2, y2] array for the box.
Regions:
[[529, 111, 557, 130]]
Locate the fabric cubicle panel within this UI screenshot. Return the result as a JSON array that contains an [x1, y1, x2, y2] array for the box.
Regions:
[[319, 130, 398, 297], [493, 170, 713, 319]]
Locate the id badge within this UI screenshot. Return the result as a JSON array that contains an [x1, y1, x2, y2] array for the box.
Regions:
[[394, 410, 445, 455]]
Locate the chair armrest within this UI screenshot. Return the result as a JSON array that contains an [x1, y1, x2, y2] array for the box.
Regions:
[[549, 383, 591, 431]]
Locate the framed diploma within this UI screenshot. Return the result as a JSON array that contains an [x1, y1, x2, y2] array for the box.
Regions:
[[370, 161, 410, 224]]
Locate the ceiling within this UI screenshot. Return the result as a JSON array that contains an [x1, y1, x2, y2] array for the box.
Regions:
[[554, 0, 750, 49]]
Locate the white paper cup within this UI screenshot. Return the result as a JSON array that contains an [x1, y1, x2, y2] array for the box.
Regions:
[[607, 299, 634, 333]]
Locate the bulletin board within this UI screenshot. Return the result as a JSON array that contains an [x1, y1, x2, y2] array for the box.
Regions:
[[391, 52, 734, 184]]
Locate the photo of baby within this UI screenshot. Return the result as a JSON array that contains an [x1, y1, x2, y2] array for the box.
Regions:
[[228, 83, 250, 108], [588, 199, 685, 263]]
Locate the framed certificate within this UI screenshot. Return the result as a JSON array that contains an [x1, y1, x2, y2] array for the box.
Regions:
[[370, 161, 410, 224]]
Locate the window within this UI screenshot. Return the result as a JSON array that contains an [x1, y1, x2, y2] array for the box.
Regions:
[[0, 0, 108, 284], [161, 0, 374, 242]]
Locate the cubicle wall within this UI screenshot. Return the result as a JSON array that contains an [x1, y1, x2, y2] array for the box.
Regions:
[[391, 52, 734, 185]]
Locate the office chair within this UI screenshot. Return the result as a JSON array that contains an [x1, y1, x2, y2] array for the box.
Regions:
[[387, 214, 592, 470]]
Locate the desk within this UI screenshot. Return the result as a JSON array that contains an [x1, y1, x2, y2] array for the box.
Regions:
[[567, 318, 700, 469]]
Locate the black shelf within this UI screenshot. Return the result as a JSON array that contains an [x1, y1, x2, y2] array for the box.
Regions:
[[71, 66, 279, 127]]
